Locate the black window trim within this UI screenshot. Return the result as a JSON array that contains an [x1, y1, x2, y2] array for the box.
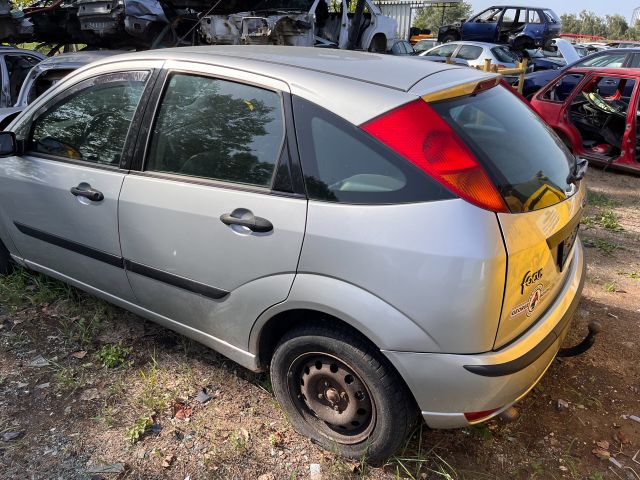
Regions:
[[130, 67, 297, 196], [18, 69, 156, 172], [537, 72, 588, 104]]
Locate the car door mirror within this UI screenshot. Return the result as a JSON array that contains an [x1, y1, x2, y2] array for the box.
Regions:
[[0, 131, 17, 157]]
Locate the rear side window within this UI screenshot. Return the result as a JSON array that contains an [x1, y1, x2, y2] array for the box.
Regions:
[[146, 73, 284, 188], [431, 86, 574, 213], [292, 97, 453, 204], [429, 44, 457, 58], [576, 53, 626, 68]]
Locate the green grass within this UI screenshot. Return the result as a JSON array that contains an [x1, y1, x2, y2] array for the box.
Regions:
[[125, 415, 154, 444], [604, 282, 618, 293], [620, 271, 640, 280], [586, 189, 619, 208], [95, 343, 133, 369], [590, 238, 620, 255], [0, 267, 79, 312], [582, 210, 623, 231]]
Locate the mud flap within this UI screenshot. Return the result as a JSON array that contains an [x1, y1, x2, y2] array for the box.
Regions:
[[557, 320, 602, 357]]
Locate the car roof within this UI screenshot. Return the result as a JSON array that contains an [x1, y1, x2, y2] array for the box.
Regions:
[[81, 45, 495, 125], [0, 46, 45, 57], [35, 50, 127, 70], [566, 67, 640, 76], [93, 45, 463, 92]]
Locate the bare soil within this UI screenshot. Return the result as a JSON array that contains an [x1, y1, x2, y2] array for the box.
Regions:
[[1, 167, 639, 480]]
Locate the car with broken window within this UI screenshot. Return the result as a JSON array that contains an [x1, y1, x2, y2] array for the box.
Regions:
[[0, 45, 594, 462], [0, 50, 126, 130], [0, 46, 44, 109], [199, 0, 397, 51], [517, 48, 640, 99], [437, 5, 561, 51], [531, 67, 640, 173]]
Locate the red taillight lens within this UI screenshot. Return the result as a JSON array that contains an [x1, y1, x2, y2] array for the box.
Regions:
[[361, 99, 508, 213], [464, 407, 501, 422]]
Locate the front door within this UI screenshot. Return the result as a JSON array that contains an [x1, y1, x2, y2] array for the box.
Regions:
[[0, 71, 151, 301], [566, 74, 637, 163], [118, 65, 307, 351], [461, 7, 501, 42]]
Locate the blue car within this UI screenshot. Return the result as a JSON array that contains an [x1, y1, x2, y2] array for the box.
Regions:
[[518, 48, 640, 99], [437, 5, 561, 51]]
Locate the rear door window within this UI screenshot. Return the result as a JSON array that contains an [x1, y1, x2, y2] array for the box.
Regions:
[[6, 55, 41, 105], [428, 44, 457, 58], [431, 85, 574, 213], [527, 9, 542, 24], [146, 73, 284, 188]]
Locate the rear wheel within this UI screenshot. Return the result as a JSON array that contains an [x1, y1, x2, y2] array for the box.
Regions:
[[0, 240, 12, 276], [270, 324, 417, 462], [441, 31, 459, 43]]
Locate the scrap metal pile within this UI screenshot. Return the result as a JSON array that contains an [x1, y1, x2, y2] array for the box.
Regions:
[[0, 0, 396, 50]]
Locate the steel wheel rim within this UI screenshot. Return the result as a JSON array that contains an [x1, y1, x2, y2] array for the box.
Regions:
[[287, 352, 376, 444]]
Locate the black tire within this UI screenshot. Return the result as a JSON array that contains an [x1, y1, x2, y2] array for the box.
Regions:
[[441, 32, 459, 43], [512, 36, 534, 52], [270, 324, 417, 462], [0, 240, 12, 276], [367, 35, 386, 53]]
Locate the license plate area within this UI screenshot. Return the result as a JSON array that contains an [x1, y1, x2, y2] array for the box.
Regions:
[[557, 225, 579, 271]]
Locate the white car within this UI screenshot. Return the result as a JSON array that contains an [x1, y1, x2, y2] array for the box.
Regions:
[[199, 0, 397, 52], [420, 41, 520, 69]]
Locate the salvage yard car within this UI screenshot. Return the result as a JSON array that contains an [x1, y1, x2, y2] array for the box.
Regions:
[[0, 46, 590, 461], [0, 46, 44, 109], [517, 47, 640, 99], [438, 5, 561, 51], [531, 67, 640, 173], [0, 50, 125, 129]]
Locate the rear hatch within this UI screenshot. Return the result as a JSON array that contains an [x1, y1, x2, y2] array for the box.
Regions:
[[427, 81, 584, 348]]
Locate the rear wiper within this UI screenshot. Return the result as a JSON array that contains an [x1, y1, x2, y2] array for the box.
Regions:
[[567, 157, 588, 185]]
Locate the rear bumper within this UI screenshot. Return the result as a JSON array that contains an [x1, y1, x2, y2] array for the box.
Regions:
[[383, 240, 585, 428]]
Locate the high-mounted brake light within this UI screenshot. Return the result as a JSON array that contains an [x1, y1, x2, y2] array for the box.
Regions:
[[362, 98, 509, 213]]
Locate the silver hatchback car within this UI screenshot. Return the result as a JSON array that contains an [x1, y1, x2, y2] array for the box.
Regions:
[[0, 46, 587, 461]]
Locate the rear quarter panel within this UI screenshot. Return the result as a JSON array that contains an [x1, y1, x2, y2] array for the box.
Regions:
[[298, 199, 507, 354]]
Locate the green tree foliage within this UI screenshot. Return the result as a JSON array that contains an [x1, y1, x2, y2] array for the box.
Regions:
[[561, 10, 639, 40], [413, 1, 473, 32]]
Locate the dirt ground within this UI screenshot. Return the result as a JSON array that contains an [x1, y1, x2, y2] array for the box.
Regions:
[[1, 167, 639, 480]]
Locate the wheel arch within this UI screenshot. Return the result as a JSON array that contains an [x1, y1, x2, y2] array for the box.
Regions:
[[249, 274, 441, 369]]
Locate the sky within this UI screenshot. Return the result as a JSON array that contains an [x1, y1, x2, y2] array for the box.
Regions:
[[469, 1, 637, 22]]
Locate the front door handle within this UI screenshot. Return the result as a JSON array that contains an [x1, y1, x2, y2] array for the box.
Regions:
[[220, 213, 273, 233], [70, 184, 104, 202]]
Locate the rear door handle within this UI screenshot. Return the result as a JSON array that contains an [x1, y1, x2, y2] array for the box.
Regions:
[[220, 213, 273, 233], [70, 184, 104, 202]]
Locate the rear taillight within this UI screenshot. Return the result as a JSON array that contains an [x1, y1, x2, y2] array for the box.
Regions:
[[362, 98, 508, 213]]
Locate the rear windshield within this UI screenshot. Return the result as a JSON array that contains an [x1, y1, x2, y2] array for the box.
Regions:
[[431, 85, 574, 213], [491, 46, 518, 63]]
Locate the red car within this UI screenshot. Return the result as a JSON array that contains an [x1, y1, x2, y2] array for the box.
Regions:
[[530, 67, 640, 173]]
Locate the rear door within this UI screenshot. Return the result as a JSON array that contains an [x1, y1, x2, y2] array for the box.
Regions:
[[118, 63, 307, 349]]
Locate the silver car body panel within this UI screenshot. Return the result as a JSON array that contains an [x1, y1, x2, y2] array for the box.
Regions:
[[0, 47, 587, 429], [296, 198, 506, 353], [387, 241, 583, 427]]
